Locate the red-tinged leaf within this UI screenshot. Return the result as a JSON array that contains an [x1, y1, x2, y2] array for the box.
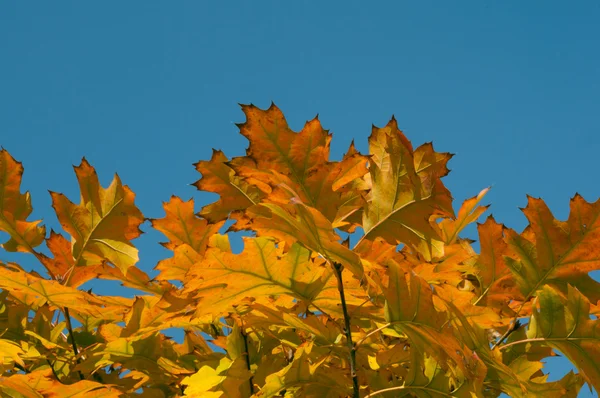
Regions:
[[239, 103, 329, 176], [505, 195, 600, 303], [39, 230, 103, 287], [215, 104, 370, 230], [0, 149, 46, 253], [472, 216, 519, 308]]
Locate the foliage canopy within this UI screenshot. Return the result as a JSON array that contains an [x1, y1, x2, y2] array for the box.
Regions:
[[1, 104, 599, 397]]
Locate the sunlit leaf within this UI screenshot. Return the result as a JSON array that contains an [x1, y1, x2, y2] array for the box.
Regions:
[[0, 149, 46, 253]]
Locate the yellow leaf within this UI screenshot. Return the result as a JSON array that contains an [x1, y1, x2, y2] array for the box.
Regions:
[[527, 285, 600, 392], [246, 203, 363, 278], [438, 187, 489, 245], [151, 196, 224, 252], [184, 237, 332, 316], [361, 118, 454, 258], [50, 158, 143, 274]]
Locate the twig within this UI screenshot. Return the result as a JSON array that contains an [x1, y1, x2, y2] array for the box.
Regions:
[[491, 319, 522, 350], [240, 322, 254, 396], [332, 262, 359, 398], [63, 307, 84, 380]]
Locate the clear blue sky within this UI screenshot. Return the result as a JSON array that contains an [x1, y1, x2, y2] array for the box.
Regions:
[[1, 2, 599, 396]]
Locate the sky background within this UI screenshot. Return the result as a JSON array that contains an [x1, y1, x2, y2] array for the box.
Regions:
[[1, 2, 599, 396]]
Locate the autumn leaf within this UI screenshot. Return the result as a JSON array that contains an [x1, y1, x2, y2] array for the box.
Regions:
[[151, 196, 224, 282], [381, 261, 484, 383], [255, 343, 348, 398], [197, 104, 369, 227], [438, 187, 490, 245], [50, 158, 144, 275], [471, 216, 518, 309], [525, 285, 600, 392], [0, 263, 121, 319], [365, 349, 482, 398], [361, 118, 454, 258], [245, 202, 364, 278], [194, 149, 263, 222], [184, 237, 332, 316], [38, 231, 101, 287], [181, 357, 252, 397], [3, 103, 599, 398], [505, 195, 600, 303], [0, 369, 123, 397], [0, 149, 46, 253], [151, 196, 224, 252]]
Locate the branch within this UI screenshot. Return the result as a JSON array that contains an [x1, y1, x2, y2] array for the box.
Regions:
[[332, 262, 359, 398], [491, 319, 522, 350], [240, 322, 254, 396], [63, 307, 84, 380]]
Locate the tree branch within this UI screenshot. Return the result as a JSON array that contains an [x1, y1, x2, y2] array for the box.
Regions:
[[240, 322, 254, 396], [63, 307, 84, 380], [332, 262, 359, 398]]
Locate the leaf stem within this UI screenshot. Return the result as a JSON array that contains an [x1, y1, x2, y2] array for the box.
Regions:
[[364, 385, 454, 398], [63, 307, 84, 380], [332, 262, 359, 398], [354, 323, 391, 348], [498, 336, 595, 351]]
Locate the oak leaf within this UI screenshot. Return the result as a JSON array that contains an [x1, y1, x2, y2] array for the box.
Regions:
[[0, 149, 46, 253], [361, 118, 454, 259], [505, 195, 600, 303], [50, 159, 144, 275]]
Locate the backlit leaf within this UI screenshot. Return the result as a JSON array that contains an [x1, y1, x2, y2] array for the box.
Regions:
[[361, 118, 454, 259], [0, 149, 45, 253], [50, 159, 143, 274]]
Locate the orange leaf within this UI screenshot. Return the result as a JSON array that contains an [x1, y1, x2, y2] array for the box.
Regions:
[[151, 196, 224, 252], [246, 202, 363, 278], [0, 149, 46, 253], [505, 195, 600, 302], [438, 187, 490, 245], [194, 149, 263, 222]]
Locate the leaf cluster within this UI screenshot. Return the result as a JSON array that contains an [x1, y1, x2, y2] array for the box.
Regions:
[[0, 104, 599, 397]]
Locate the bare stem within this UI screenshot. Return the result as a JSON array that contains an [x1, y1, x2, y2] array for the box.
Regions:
[[491, 319, 522, 350], [240, 323, 254, 396], [332, 262, 359, 398], [63, 307, 84, 380]]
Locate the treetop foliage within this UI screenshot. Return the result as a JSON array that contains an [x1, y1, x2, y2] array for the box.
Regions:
[[0, 103, 599, 397]]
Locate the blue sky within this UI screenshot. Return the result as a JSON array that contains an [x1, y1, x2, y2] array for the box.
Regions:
[[1, 2, 599, 396]]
